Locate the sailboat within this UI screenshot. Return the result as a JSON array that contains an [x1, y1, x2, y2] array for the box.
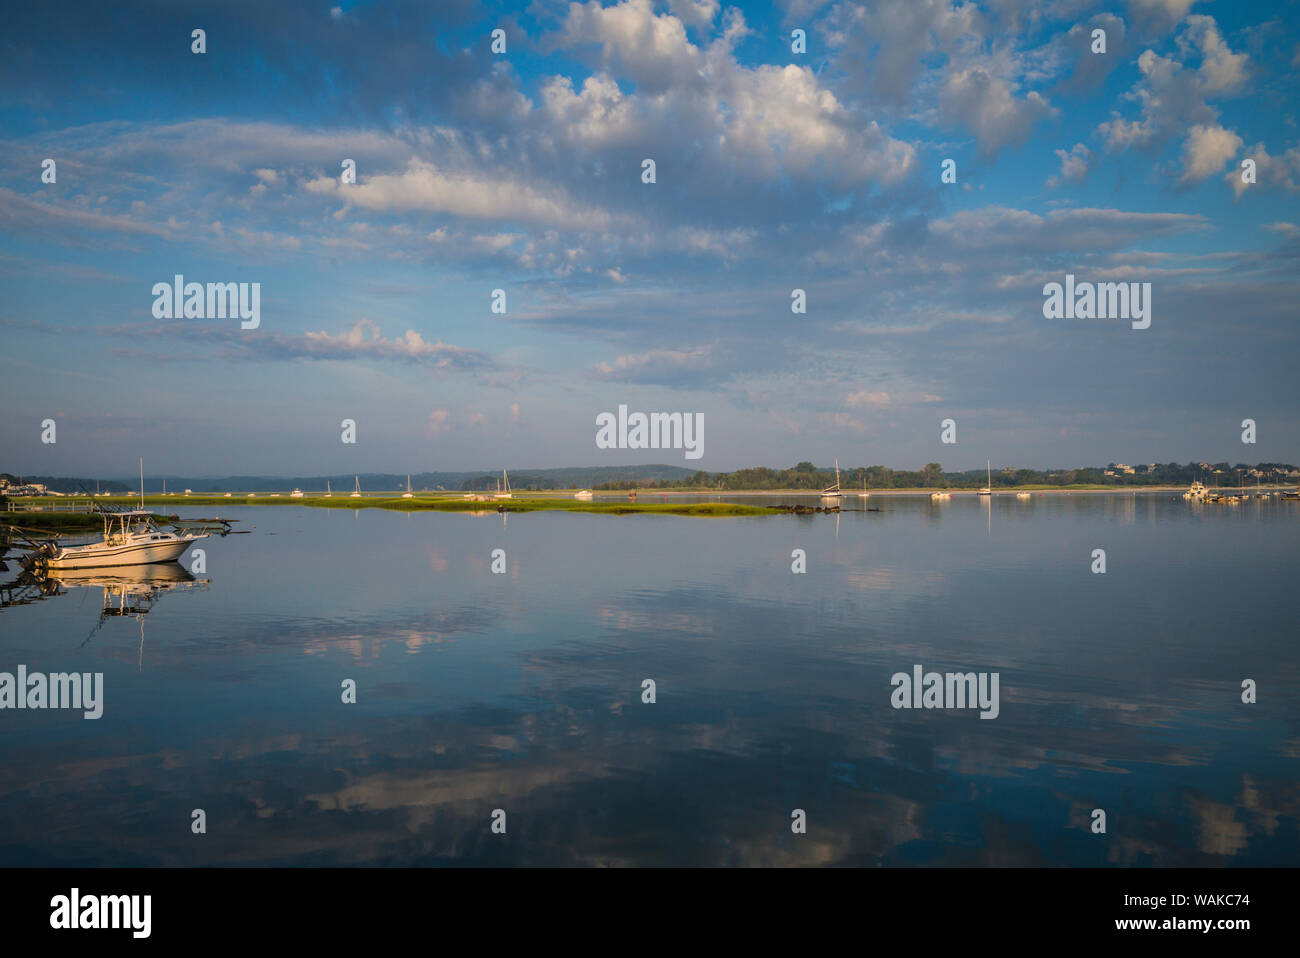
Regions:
[[820, 460, 843, 501], [402, 475, 413, 498], [857, 473, 870, 498], [494, 469, 512, 500], [324, 480, 332, 498], [979, 460, 992, 496], [350, 475, 361, 498]]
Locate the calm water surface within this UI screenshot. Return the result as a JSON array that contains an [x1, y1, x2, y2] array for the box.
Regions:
[[1, 494, 1296, 865]]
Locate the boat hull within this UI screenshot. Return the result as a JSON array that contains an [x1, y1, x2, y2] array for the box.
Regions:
[[45, 537, 203, 570]]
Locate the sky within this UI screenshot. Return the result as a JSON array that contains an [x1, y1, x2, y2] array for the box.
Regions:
[[1, 0, 1298, 477]]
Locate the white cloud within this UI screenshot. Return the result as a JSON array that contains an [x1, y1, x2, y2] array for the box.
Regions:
[[1226, 143, 1300, 199], [1099, 16, 1248, 156], [304, 159, 616, 232], [1178, 123, 1242, 185], [939, 67, 1056, 158], [427, 408, 452, 435], [667, 0, 718, 31], [845, 389, 891, 408], [558, 0, 703, 94], [1048, 143, 1093, 187]]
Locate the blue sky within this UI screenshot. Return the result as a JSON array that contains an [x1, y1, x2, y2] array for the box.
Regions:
[[2, 0, 1298, 476]]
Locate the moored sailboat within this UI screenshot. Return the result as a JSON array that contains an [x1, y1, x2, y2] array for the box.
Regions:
[[494, 470, 512, 500], [820, 460, 843, 501]]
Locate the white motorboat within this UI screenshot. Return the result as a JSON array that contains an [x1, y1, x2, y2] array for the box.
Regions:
[[574, 489, 594, 500], [290, 488, 304, 498], [1183, 481, 1207, 501], [38, 510, 206, 570]]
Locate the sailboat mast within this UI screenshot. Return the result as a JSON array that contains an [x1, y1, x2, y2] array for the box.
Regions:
[[139, 458, 144, 509]]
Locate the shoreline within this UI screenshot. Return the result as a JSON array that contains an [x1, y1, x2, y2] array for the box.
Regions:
[[5, 484, 1292, 526]]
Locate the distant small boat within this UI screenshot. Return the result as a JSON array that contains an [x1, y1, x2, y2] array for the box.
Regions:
[[1183, 481, 1207, 501], [1016, 491, 1031, 499], [247, 493, 256, 498], [820, 460, 843, 501], [223, 492, 232, 498], [574, 489, 594, 500], [494, 470, 512, 500], [930, 491, 951, 501], [979, 460, 992, 496], [290, 488, 304, 498], [402, 475, 413, 499], [324, 481, 332, 498], [350, 476, 361, 498]]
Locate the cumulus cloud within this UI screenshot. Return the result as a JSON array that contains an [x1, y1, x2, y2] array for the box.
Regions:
[[1226, 143, 1300, 199], [667, 0, 719, 32], [543, 8, 917, 188], [558, 0, 706, 94], [1060, 14, 1129, 92], [1126, 0, 1201, 34], [825, 0, 984, 108], [1179, 123, 1242, 185], [939, 67, 1056, 159], [1048, 143, 1093, 188], [1099, 15, 1248, 166]]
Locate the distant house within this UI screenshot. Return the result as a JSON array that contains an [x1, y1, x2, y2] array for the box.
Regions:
[[1104, 470, 1116, 477]]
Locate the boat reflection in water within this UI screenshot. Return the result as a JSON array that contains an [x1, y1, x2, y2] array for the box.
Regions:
[[49, 562, 209, 615], [2, 562, 209, 664]]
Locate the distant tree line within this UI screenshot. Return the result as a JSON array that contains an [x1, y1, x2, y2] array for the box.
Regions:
[[593, 461, 1300, 491], [460, 474, 560, 492]]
